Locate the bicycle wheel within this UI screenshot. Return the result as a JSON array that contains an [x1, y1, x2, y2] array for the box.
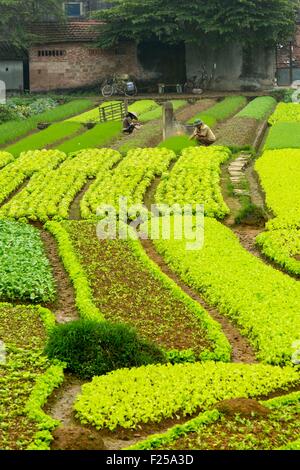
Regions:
[[102, 84, 114, 98]]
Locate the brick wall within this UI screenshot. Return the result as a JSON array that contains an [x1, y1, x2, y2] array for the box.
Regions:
[[29, 42, 148, 91]]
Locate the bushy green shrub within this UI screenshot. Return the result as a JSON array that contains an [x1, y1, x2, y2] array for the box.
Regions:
[[0, 105, 16, 124], [45, 320, 166, 378]]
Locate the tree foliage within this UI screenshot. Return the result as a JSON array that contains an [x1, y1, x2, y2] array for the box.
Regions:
[[95, 0, 300, 47], [0, 0, 63, 47]]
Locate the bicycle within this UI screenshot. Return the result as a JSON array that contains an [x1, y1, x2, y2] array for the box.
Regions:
[[101, 74, 138, 97], [184, 65, 215, 93]]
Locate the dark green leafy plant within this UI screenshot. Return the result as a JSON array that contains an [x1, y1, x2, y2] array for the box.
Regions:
[[0, 220, 56, 302], [45, 320, 167, 379]]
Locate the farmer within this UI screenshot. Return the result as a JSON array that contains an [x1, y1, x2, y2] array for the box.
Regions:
[[122, 111, 141, 134], [190, 119, 216, 146]]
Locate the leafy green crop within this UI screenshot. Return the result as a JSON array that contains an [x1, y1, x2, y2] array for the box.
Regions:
[[66, 101, 121, 123], [269, 103, 300, 125], [154, 216, 300, 364], [74, 362, 299, 431], [61, 220, 230, 362], [45, 220, 104, 321], [57, 121, 122, 154], [0, 221, 55, 302], [0, 99, 93, 146], [264, 122, 300, 150], [0, 148, 121, 222], [5, 122, 82, 157], [0, 304, 60, 450], [81, 148, 176, 219], [129, 100, 160, 116], [236, 97, 276, 121], [255, 149, 300, 275], [0, 151, 14, 169], [255, 149, 300, 229], [128, 390, 300, 451], [0, 149, 67, 205], [155, 146, 231, 218], [256, 229, 300, 276], [188, 96, 247, 125], [158, 135, 197, 154]]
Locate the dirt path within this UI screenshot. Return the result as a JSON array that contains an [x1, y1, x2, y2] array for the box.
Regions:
[[39, 228, 79, 323], [69, 180, 94, 220]]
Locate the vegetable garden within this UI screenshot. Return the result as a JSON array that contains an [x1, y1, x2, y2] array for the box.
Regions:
[[0, 94, 300, 452]]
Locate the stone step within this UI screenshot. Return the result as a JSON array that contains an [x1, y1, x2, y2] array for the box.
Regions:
[[234, 189, 250, 196]]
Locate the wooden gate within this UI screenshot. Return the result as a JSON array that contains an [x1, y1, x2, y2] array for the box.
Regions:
[[99, 101, 127, 122]]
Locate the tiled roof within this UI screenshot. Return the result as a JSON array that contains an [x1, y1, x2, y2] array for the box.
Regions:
[[31, 20, 103, 44]]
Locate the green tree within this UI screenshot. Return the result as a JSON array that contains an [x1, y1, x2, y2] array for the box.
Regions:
[[94, 0, 300, 47], [0, 0, 63, 47]]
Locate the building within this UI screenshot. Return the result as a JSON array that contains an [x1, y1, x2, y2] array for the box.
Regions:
[[1, 1, 300, 92], [276, 10, 300, 85]]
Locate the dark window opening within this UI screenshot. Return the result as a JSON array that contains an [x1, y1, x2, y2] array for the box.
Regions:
[[38, 50, 66, 57], [64, 2, 83, 17]]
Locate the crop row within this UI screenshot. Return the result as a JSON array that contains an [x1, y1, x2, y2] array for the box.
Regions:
[[74, 362, 299, 431], [0, 149, 67, 206], [0, 221, 55, 302], [0, 303, 63, 450], [187, 96, 247, 127], [81, 148, 176, 219], [255, 149, 300, 275], [0, 99, 92, 146], [216, 97, 276, 151], [140, 100, 187, 123], [5, 122, 83, 157], [155, 146, 231, 218], [153, 216, 300, 364], [127, 390, 300, 450], [255, 149, 300, 229], [60, 220, 230, 362], [0, 149, 121, 222], [0, 151, 14, 169], [67, 100, 160, 124], [57, 121, 122, 154], [256, 228, 300, 276], [235, 97, 276, 121], [264, 122, 300, 150], [269, 103, 300, 125]]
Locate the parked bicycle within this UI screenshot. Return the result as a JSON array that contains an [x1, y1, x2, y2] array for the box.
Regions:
[[101, 74, 138, 97], [184, 65, 215, 93]]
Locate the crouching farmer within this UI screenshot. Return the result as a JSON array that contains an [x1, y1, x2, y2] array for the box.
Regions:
[[190, 119, 216, 146], [122, 112, 141, 135]]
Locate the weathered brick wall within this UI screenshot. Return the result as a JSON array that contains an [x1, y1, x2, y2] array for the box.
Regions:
[[29, 42, 149, 91]]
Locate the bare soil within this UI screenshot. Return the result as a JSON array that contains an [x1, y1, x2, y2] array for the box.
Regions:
[[39, 228, 79, 323]]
